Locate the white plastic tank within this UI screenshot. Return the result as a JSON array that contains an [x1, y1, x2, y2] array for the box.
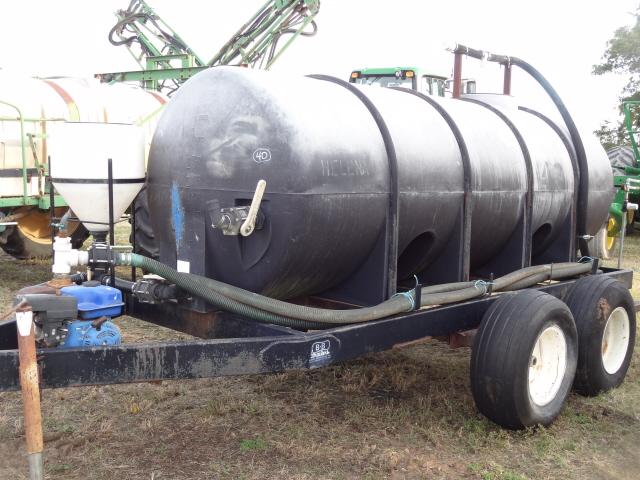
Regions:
[[0, 72, 165, 198], [48, 123, 145, 233]]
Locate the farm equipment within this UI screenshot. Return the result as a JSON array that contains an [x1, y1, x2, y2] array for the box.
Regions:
[[1, 45, 636, 479], [592, 100, 640, 259], [0, 75, 165, 258], [349, 66, 476, 97], [0, 0, 319, 260], [97, 0, 320, 94]]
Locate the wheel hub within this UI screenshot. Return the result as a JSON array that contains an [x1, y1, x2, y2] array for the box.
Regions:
[[601, 306, 630, 375], [528, 324, 567, 407]]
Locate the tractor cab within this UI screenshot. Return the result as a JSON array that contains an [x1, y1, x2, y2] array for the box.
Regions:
[[349, 67, 476, 97]]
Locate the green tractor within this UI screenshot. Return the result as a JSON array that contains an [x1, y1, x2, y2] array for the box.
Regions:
[[592, 100, 640, 259], [349, 67, 476, 97]]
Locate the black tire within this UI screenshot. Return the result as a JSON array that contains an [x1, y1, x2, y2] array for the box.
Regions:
[[607, 145, 636, 176], [129, 185, 159, 259], [564, 275, 636, 396], [471, 290, 578, 429]]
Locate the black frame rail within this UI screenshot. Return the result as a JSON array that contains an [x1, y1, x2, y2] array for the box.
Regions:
[[0, 268, 631, 391]]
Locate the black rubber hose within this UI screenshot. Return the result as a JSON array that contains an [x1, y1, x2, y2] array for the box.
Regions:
[[189, 261, 590, 315], [114, 254, 350, 330], [418, 263, 591, 306], [504, 263, 591, 291], [117, 253, 593, 327], [117, 253, 413, 324], [69, 272, 86, 284], [492, 262, 590, 290], [187, 261, 586, 312], [453, 45, 591, 256], [101, 276, 135, 292], [507, 56, 591, 257]]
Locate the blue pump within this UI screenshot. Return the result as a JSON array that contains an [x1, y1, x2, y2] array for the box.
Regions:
[[59, 284, 123, 348], [62, 320, 121, 348]]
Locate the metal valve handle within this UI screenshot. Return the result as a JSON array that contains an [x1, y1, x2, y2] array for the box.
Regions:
[[240, 179, 267, 237]]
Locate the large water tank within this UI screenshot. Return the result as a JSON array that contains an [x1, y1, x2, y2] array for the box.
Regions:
[[147, 67, 613, 299]]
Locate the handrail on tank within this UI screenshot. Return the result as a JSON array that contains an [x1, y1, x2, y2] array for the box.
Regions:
[[0, 116, 66, 123], [0, 99, 28, 203], [134, 104, 165, 127]]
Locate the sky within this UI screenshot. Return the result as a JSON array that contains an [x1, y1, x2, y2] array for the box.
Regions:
[[1, 0, 638, 132]]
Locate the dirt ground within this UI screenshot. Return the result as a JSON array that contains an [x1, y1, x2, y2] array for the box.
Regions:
[[0, 231, 639, 480]]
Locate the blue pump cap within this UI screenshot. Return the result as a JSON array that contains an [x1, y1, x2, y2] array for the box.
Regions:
[[60, 285, 124, 319]]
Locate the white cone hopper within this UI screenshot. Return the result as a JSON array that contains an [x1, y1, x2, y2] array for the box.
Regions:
[[48, 122, 145, 233]]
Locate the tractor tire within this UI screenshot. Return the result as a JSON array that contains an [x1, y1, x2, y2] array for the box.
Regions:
[[607, 145, 636, 176], [471, 290, 578, 429], [129, 186, 159, 259], [0, 207, 88, 259], [564, 275, 636, 396]]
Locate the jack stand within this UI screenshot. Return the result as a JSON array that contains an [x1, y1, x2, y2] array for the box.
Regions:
[[16, 305, 44, 480]]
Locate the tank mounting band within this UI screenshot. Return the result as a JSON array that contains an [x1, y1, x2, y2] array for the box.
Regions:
[[391, 86, 472, 281], [307, 74, 400, 299], [50, 177, 146, 184], [519, 106, 580, 260], [450, 46, 591, 254], [462, 97, 534, 266]]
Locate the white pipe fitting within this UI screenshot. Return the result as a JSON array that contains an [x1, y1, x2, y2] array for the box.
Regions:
[[52, 236, 88, 275]]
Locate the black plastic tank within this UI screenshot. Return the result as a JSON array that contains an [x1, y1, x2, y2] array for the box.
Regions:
[[147, 67, 612, 299]]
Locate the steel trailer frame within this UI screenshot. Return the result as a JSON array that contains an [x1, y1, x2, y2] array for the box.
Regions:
[[0, 267, 632, 391]]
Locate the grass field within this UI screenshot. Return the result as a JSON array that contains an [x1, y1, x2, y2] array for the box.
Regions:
[[0, 228, 639, 479]]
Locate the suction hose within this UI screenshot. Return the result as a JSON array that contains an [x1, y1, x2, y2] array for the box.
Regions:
[[116, 253, 412, 325], [116, 253, 593, 329]]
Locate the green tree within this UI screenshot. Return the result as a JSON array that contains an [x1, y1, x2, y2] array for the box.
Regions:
[[593, 6, 640, 148]]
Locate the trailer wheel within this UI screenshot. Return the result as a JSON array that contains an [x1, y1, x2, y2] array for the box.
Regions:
[[564, 275, 636, 396], [470, 290, 578, 429]]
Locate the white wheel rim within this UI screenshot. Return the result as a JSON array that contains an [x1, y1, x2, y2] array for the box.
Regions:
[[528, 325, 567, 407], [602, 306, 630, 374]]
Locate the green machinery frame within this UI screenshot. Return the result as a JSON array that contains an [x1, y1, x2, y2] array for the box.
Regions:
[[97, 0, 320, 93], [608, 100, 640, 238], [0, 99, 67, 215]]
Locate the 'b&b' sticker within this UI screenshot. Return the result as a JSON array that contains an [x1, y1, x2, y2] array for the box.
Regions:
[[309, 339, 332, 367]]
